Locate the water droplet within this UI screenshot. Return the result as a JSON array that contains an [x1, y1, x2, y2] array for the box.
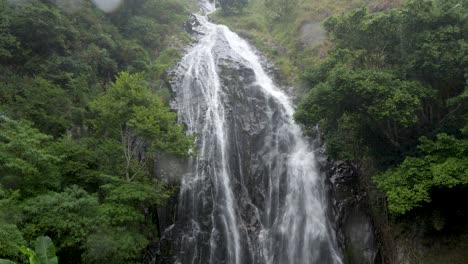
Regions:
[[91, 0, 123, 13]]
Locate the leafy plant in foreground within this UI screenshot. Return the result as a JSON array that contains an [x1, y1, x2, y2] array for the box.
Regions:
[[0, 236, 58, 264]]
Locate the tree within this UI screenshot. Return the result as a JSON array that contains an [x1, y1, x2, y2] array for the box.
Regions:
[[0, 0, 18, 61], [15, 77, 70, 136], [0, 0, 193, 261], [322, 0, 467, 129], [19, 187, 99, 258], [9, 2, 77, 56], [0, 116, 60, 197], [296, 0, 467, 161], [125, 16, 162, 52], [91, 72, 194, 181], [296, 0, 467, 219], [46, 138, 104, 192], [374, 133, 468, 215], [295, 65, 426, 159], [0, 187, 24, 262]]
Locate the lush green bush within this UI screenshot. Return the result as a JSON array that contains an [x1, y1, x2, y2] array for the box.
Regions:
[[219, 0, 248, 15], [0, 236, 58, 264], [375, 133, 468, 214]]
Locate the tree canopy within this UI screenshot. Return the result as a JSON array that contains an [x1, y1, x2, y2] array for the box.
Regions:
[[295, 0, 467, 215], [0, 0, 195, 262]]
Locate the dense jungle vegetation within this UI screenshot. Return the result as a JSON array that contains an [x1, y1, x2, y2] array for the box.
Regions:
[[0, 0, 196, 263]]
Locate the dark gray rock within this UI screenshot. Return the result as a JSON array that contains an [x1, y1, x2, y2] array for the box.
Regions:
[[183, 14, 201, 35], [324, 160, 380, 264]]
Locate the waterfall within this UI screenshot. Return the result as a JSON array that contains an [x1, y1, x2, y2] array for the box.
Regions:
[[167, 1, 342, 263]]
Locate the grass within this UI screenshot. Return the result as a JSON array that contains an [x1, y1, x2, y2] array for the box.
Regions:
[[210, 0, 405, 86], [210, 1, 299, 84]]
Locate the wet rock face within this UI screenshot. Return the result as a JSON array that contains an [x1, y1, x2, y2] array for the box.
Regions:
[[183, 14, 201, 35], [164, 11, 343, 263], [166, 45, 273, 264], [325, 161, 380, 264]]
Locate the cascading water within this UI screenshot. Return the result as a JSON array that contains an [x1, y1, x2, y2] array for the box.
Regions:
[[167, 1, 342, 263]]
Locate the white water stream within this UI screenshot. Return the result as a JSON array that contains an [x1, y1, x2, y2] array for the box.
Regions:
[[169, 1, 342, 263]]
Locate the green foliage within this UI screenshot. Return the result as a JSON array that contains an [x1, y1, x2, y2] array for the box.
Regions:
[[0, 0, 195, 262], [46, 138, 104, 192], [129, 104, 195, 157], [0, 235, 59, 264], [264, 0, 299, 21], [295, 65, 426, 159], [125, 16, 163, 51], [0, 76, 71, 136], [297, 0, 467, 156], [83, 224, 149, 264], [0, 0, 18, 60], [0, 259, 16, 264], [32, 236, 58, 264], [323, 1, 467, 95], [15, 236, 58, 264], [0, 117, 60, 197], [90, 180, 169, 263], [211, 0, 397, 84], [91, 72, 151, 136], [0, 187, 24, 261], [10, 2, 77, 56], [219, 0, 248, 15], [18, 182, 166, 263], [92, 72, 195, 158], [20, 187, 99, 255], [90, 72, 194, 184], [17, 246, 35, 264], [0, 224, 24, 261], [374, 134, 468, 214], [296, 0, 467, 216], [151, 48, 181, 80]]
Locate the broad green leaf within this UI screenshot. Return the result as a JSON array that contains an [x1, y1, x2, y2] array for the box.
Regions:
[[18, 246, 34, 257], [34, 236, 58, 264], [18, 246, 37, 264], [0, 259, 17, 264]]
